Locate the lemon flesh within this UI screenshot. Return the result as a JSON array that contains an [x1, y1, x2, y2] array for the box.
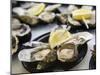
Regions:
[[49, 29, 71, 49], [26, 3, 45, 16], [72, 9, 92, 20]]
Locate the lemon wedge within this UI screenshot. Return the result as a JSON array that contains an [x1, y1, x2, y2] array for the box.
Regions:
[[26, 3, 45, 16], [49, 29, 71, 49], [72, 9, 92, 20]]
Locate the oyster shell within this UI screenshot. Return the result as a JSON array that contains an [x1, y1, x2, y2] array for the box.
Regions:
[[58, 5, 78, 14], [13, 7, 26, 16], [45, 4, 61, 12], [63, 32, 93, 45], [23, 41, 47, 48], [12, 18, 22, 30], [19, 15, 39, 26], [21, 2, 36, 9], [39, 12, 56, 23], [18, 44, 50, 62], [12, 23, 31, 44], [12, 35, 19, 55], [81, 6, 93, 10], [66, 5, 78, 14]]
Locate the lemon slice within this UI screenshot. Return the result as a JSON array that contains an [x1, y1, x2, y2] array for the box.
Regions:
[[26, 3, 45, 16], [72, 9, 92, 20], [49, 29, 71, 49]]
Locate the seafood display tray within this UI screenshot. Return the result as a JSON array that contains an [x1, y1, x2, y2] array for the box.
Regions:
[[12, 23, 96, 74]]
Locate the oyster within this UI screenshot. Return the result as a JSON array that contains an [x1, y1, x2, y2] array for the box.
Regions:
[[12, 35, 19, 55], [19, 15, 39, 26], [57, 32, 93, 62], [18, 44, 50, 62], [63, 32, 93, 45], [12, 18, 22, 30], [57, 42, 78, 62], [13, 7, 26, 16], [12, 20, 31, 44], [39, 12, 56, 23], [18, 43, 57, 70], [45, 4, 61, 12], [56, 13, 68, 24], [36, 49, 57, 70]]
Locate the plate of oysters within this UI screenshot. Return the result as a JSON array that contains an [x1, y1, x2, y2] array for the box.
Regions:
[[11, 1, 96, 74]]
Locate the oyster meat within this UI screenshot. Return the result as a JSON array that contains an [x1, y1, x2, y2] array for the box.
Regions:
[[36, 49, 57, 70], [39, 12, 56, 23], [57, 42, 78, 62]]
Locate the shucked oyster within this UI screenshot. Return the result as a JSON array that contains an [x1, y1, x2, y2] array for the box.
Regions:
[[12, 18, 31, 44], [57, 42, 78, 62], [63, 32, 93, 45], [36, 49, 57, 70], [18, 43, 57, 70], [57, 32, 93, 62], [19, 15, 39, 26], [18, 44, 50, 62], [39, 12, 56, 23]]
